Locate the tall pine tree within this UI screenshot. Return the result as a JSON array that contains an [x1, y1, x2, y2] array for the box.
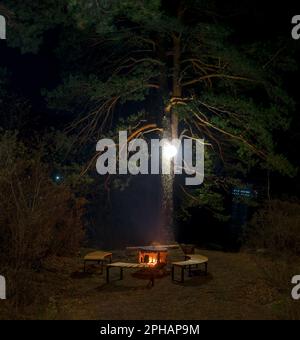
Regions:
[[3, 0, 296, 242]]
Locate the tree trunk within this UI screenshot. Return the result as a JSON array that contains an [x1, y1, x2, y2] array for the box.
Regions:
[[159, 34, 181, 244], [171, 33, 181, 139], [160, 115, 175, 243]]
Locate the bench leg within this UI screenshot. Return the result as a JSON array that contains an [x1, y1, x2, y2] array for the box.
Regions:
[[106, 266, 110, 283], [205, 262, 208, 275], [84, 259, 108, 274], [172, 266, 185, 283], [120, 268, 123, 280]]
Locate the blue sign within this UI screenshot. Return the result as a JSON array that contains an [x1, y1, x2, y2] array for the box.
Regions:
[[232, 188, 253, 198]]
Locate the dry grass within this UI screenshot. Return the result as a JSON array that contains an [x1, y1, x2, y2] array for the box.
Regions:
[[1, 248, 298, 320]]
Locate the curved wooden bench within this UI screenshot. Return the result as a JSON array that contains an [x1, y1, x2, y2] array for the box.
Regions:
[[171, 254, 208, 283], [83, 251, 112, 273]]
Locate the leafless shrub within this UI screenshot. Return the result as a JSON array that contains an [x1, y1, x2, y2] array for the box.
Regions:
[[244, 200, 300, 319], [0, 132, 86, 310], [244, 199, 300, 258]]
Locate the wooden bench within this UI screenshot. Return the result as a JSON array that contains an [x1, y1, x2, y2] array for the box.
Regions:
[[171, 254, 208, 283], [106, 262, 155, 286], [83, 251, 112, 273]]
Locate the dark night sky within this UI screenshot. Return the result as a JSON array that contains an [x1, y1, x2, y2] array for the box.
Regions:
[[0, 1, 299, 126], [0, 2, 299, 117]]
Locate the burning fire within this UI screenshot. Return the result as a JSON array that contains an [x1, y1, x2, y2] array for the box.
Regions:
[[138, 246, 168, 267], [148, 256, 158, 266]]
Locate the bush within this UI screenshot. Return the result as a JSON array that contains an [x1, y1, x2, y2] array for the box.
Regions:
[[0, 132, 86, 308], [244, 200, 300, 319], [244, 199, 300, 258]]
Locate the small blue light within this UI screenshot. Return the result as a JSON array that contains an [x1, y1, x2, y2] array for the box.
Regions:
[[54, 174, 62, 182]]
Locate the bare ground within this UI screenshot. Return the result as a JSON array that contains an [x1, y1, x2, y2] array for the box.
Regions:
[[1, 248, 295, 320]]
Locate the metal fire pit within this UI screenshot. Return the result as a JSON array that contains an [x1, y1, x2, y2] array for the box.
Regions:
[[125, 244, 179, 286], [133, 246, 169, 286], [138, 246, 168, 266]]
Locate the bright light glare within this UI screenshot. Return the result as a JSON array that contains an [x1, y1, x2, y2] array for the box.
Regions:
[[163, 143, 178, 160]]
